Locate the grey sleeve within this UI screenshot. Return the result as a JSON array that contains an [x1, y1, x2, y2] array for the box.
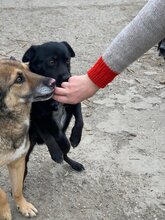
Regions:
[[103, 0, 165, 73]]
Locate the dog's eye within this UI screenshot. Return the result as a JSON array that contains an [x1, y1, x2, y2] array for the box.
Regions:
[[49, 60, 55, 65], [15, 73, 25, 84], [49, 58, 57, 66]]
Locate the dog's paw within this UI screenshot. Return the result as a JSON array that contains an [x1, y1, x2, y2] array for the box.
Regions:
[[0, 213, 12, 220], [71, 161, 85, 172], [70, 135, 81, 148], [51, 151, 63, 164], [16, 199, 38, 218], [0, 208, 12, 220], [70, 125, 83, 148]]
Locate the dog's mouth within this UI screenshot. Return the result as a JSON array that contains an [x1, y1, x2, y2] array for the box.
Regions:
[[21, 89, 54, 103], [33, 86, 54, 102], [33, 78, 56, 102], [23, 78, 56, 102], [34, 91, 54, 101]]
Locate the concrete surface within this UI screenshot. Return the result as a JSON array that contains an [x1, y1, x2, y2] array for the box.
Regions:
[[0, 0, 165, 219]]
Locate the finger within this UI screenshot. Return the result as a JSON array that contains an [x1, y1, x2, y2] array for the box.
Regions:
[[54, 87, 67, 96], [61, 81, 69, 88], [53, 94, 68, 103]]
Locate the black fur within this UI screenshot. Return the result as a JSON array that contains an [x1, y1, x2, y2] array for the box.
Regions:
[[22, 41, 84, 179], [158, 38, 165, 59]]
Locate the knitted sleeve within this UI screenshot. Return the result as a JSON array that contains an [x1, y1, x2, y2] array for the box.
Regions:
[[88, 0, 165, 88]]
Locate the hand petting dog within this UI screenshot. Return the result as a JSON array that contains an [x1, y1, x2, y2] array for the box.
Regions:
[[54, 74, 99, 104]]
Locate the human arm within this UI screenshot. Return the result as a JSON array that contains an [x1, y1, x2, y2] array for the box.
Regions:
[[54, 0, 165, 104]]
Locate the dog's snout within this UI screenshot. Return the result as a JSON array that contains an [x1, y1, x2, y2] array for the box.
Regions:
[[56, 75, 70, 87], [49, 78, 56, 88], [42, 78, 56, 89], [33, 77, 56, 102], [62, 75, 70, 82]]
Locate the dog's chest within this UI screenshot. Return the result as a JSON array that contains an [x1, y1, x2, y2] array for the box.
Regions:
[[52, 103, 66, 128], [0, 134, 30, 166], [0, 119, 30, 166], [10, 135, 29, 162]]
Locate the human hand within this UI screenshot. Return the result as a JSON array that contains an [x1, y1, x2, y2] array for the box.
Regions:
[[53, 74, 99, 104]]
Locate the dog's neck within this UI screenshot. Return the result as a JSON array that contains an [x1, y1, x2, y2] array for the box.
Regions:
[[0, 113, 30, 153], [0, 104, 31, 142], [0, 102, 31, 118]]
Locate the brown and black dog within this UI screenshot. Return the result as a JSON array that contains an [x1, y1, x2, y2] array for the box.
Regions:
[[0, 59, 55, 220]]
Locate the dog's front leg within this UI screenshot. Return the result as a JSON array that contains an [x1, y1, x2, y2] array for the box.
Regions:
[[69, 103, 84, 147], [7, 156, 38, 218], [0, 188, 11, 220], [34, 120, 64, 163]]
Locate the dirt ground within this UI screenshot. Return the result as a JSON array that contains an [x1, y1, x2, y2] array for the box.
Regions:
[[0, 0, 165, 219]]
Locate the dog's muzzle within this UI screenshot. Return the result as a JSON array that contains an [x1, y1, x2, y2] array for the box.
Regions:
[[33, 78, 56, 102]]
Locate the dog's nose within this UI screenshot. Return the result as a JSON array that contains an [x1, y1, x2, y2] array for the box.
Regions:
[[49, 78, 56, 88], [62, 75, 70, 82]]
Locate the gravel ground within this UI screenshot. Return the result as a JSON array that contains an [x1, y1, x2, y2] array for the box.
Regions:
[[0, 0, 165, 219]]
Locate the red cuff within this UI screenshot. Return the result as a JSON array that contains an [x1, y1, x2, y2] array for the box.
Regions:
[[87, 57, 118, 88]]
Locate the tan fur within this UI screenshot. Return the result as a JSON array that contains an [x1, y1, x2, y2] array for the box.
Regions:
[[0, 60, 53, 220]]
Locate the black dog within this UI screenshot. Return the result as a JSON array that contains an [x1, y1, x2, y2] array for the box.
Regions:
[[158, 38, 165, 59], [22, 41, 84, 179]]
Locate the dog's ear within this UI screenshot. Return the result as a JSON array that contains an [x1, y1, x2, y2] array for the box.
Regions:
[[22, 45, 37, 62], [61, 41, 75, 57]]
